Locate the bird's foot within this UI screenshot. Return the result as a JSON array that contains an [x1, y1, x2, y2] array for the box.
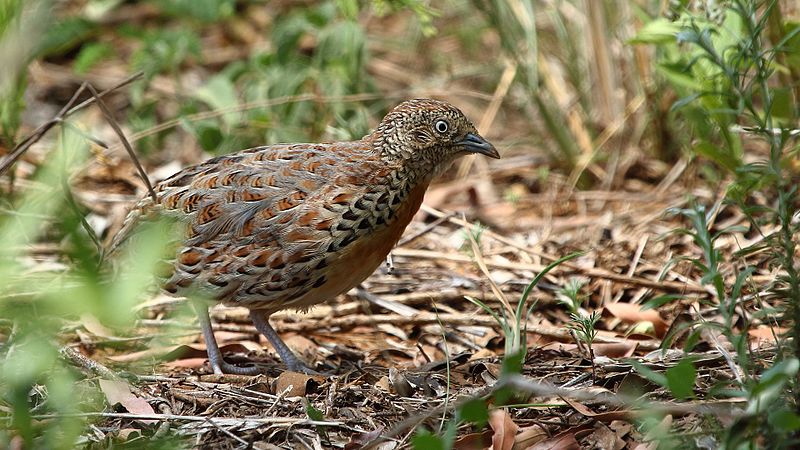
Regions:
[[283, 354, 329, 376], [209, 358, 263, 376]]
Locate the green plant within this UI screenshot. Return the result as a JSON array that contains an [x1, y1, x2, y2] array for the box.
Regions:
[[0, 0, 50, 147], [631, 356, 698, 402], [466, 252, 583, 374], [566, 311, 600, 381], [556, 277, 587, 314], [567, 311, 599, 350], [459, 220, 485, 255], [635, 0, 800, 445], [665, 203, 753, 378]]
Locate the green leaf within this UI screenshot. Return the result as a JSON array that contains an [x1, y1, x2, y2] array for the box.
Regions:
[[194, 75, 240, 127], [458, 398, 489, 427], [630, 360, 668, 388], [747, 358, 800, 415], [657, 62, 704, 90], [682, 329, 701, 352], [335, 0, 359, 20], [73, 42, 112, 74], [501, 348, 525, 376], [641, 294, 683, 310], [693, 141, 742, 172], [411, 429, 445, 450], [768, 409, 800, 432], [670, 93, 703, 111], [156, 0, 235, 22], [38, 17, 94, 56], [304, 399, 328, 440], [629, 17, 681, 44], [305, 400, 324, 421], [0, 72, 26, 143], [130, 28, 200, 79], [195, 124, 223, 152], [665, 359, 696, 400]]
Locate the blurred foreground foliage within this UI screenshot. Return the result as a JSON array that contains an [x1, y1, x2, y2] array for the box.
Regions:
[[0, 123, 178, 447]]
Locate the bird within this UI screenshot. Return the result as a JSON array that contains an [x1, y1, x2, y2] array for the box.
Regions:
[[109, 98, 500, 375]]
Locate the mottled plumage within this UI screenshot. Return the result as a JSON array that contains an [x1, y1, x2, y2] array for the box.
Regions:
[[111, 98, 499, 374]]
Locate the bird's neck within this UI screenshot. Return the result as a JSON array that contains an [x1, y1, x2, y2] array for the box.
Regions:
[[362, 131, 454, 207]]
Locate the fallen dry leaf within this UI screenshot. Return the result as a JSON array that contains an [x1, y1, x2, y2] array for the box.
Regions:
[[584, 422, 625, 450], [592, 342, 638, 358], [513, 424, 548, 449], [273, 371, 317, 397], [344, 426, 386, 450], [116, 428, 142, 440], [80, 314, 119, 338], [562, 397, 632, 423], [453, 429, 493, 450], [213, 330, 258, 343], [489, 409, 519, 450], [375, 376, 391, 392], [281, 334, 319, 356], [388, 367, 413, 397], [605, 302, 668, 337], [525, 432, 580, 450], [162, 357, 208, 369], [107, 342, 259, 363], [748, 326, 787, 347], [99, 379, 156, 423]]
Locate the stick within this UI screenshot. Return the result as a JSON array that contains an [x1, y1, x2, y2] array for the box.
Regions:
[[85, 82, 155, 202], [0, 72, 143, 177]]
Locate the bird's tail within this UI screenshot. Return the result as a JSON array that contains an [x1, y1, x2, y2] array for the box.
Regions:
[[103, 196, 159, 262]]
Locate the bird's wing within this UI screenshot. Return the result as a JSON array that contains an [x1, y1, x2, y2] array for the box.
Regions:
[[108, 141, 393, 305]]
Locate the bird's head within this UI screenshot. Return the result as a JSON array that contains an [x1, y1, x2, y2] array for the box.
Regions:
[[370, 99, 499, 175]]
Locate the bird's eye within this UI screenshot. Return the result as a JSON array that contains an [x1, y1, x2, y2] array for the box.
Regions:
[[434, 120, 449, 134]]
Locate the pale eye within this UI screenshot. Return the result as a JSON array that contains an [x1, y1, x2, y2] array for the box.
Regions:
[[434, 120, 449, 134]]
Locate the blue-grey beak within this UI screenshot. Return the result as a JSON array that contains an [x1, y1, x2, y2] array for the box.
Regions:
[[458, 133, 500, 159]]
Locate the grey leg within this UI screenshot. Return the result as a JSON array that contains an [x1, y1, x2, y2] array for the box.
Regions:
[[194, 303, 261, 375], [249, 310, 316, 374]]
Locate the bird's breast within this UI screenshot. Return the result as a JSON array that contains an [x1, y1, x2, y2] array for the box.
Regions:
[[282, 181, 429, 309]]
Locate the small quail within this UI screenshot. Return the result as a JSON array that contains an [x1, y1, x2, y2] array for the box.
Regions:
[[111, 98, 499, 374]]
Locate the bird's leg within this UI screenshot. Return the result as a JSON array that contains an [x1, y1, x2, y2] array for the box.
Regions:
[[384, 252, 394, 274], [249, 310, 318, 374], [194, 302, 261, 375]]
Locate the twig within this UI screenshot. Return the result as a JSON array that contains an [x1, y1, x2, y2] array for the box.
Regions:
[[729, 124, 800, 137], [264, 384, 294, 416], [0, 72, 143, 177], [136, 314, 663, 350], [417, 204, 710, 294], [60, 345, 173, 439], [85, 82, 155, 202], [201, 416, 251, 447], [397, 211, 456, 247], [354, 287, 420, 317], [17, 412, 344, 427], [60, 345, 118, 380]]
